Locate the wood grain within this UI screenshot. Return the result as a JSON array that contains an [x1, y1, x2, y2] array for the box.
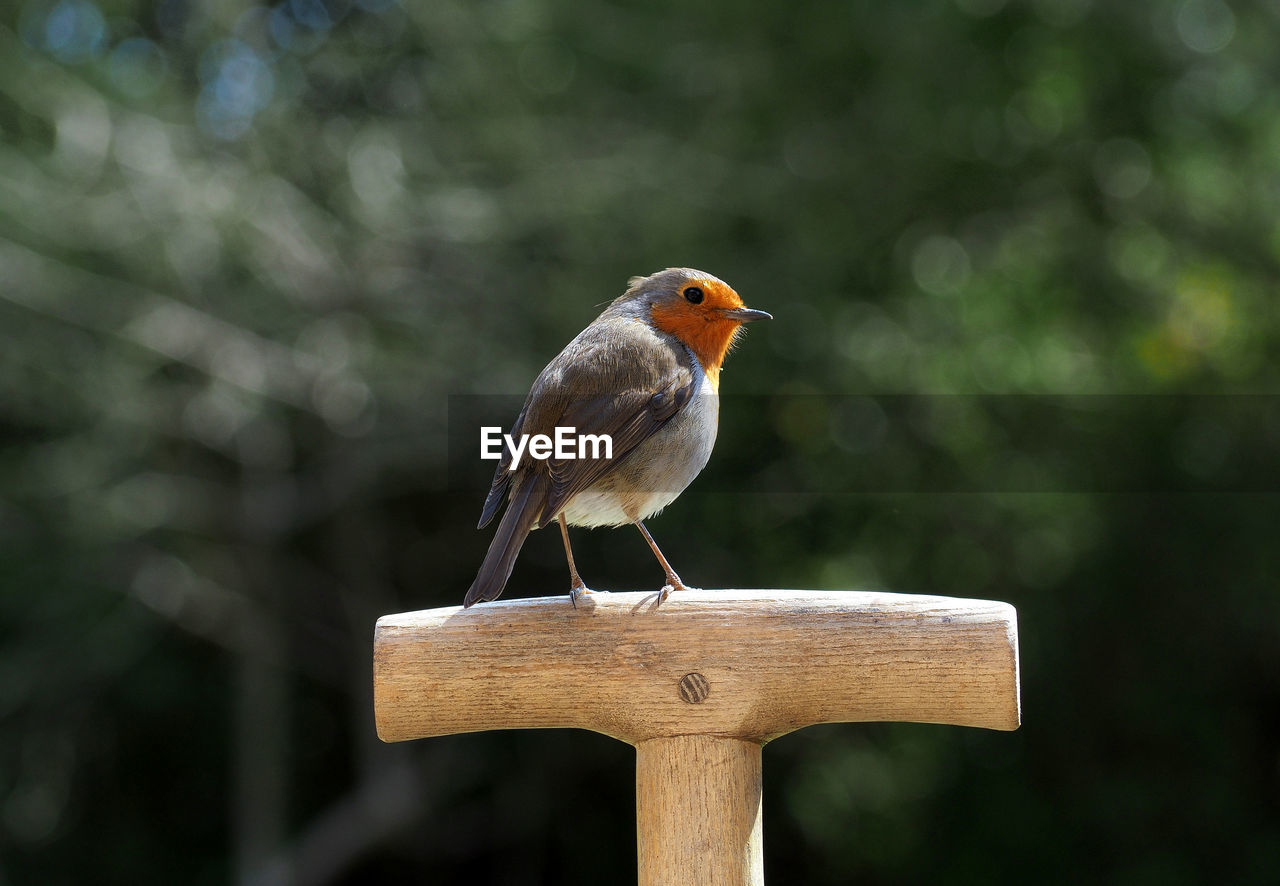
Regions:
[[636, 736, 763, 886], [373, 588, 1020, 745]]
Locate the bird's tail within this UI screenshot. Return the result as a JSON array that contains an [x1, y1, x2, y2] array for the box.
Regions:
[[463, 475, 545, 607]]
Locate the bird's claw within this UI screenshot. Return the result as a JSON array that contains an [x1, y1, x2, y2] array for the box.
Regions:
[[658, 579, 689, 601]]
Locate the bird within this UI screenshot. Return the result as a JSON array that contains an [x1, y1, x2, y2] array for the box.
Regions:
[[463, 267, 771, 607]]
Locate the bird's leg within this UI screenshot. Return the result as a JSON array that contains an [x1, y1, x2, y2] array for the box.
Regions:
[[635, 521, 688, 600], [559, 514, 589, 608]]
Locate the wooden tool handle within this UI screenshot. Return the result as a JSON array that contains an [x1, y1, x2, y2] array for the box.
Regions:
[[374, 589, 1021, 886], [637, 735, 763, 886], [373, 589, 1020, 745]]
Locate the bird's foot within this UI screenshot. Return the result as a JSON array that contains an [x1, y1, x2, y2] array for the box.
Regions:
[[658, 575, 690, 601], [568, 582, 595, 609]]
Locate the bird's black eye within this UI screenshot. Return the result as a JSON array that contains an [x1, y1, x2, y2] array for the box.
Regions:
[[683, 286, 704, 304]]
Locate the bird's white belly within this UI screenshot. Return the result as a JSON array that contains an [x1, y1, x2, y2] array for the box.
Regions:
[[562, 377, 719, 528]]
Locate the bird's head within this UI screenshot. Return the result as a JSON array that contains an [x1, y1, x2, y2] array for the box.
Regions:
[[619, 268, 771, 382]]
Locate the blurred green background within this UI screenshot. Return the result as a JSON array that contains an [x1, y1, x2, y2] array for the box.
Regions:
[[3, 0, 1279, 883]]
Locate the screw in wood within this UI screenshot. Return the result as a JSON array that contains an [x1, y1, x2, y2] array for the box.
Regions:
[[678, 672, 710, 704]]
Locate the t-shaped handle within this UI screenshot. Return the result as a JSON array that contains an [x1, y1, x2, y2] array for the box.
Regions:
[[374, 589, 1020, 885]]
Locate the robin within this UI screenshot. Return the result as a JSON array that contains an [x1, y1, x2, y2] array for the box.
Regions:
[[463, 268, 771, 607]]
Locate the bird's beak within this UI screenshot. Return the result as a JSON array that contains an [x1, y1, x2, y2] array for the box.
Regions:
[[720, 307, 772, 323]]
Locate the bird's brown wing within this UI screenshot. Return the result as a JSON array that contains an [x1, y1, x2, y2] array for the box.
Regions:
[[476, 317, 698, 530], [534, 373, 695, 526], [476, 400, 527, 529]]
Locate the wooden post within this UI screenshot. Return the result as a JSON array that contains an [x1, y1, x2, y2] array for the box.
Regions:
[[374, 589, 1020, 885], [636, 736, 763, 886]]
